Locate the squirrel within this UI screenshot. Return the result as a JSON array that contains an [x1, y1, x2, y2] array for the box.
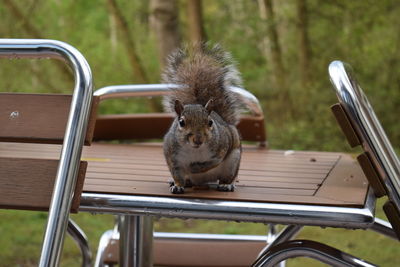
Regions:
[[162, 43, 243, 194]]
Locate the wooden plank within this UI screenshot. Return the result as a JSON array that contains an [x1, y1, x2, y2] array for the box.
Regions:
[[104, 237, 266, 267], [85, 167, 325, 183], [1, 142, 369, 207], [82, 184, 350, 206], [83, 180, 315, 195], [0, 142, 327, 173], [357, 152, 387, 197], [0, 157, 87, 212], [153, 239, 265, 267], [93, 113, 266, 142], [85, 169, 325, 183], [331, 103, 361, 148], [236, 115, 266, 142], [314, 154, 369, 205], [0, 142, 339, 166], [84, 176, 318, 190], [93, 113, 173, 141], [84, 162, 329, 175], [0, 159, 329, 179], [383, 201, 400, 240], [0, 93, 98, 145]]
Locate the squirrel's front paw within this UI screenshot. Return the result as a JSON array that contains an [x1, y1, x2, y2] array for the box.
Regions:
[[170, 185, 185, 194], [217, 184, 235, 192]]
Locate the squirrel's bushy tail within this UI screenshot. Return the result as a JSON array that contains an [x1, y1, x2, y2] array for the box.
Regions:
[[162, 43, 243, 125]]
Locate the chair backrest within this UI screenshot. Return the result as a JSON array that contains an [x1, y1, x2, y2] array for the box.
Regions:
[[92, 84, 267, 145], [329, 60, 400, 238], [0, 93, 99, 144], [0, 38, 96, 267], [0, 40, 98, 213], [0, 93, 99, 212]]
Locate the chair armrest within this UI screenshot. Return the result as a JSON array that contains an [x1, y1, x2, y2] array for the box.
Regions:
[[94, 84, 264, 117]]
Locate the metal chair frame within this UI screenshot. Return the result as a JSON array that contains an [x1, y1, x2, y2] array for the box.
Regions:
[[2, 39, 398, 267], [0, 39, 93, 267], [254, 61, 400, 266], [329, 61, 400, 208], [83, 84, 387, 267]]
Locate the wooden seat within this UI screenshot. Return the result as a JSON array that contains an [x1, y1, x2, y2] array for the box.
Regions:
[[81, 80, 382, 266], [0, 80, 376, 267], [0, 93, 372, 266], [0, 141, 368, 207], [102, 235, 267, 267]]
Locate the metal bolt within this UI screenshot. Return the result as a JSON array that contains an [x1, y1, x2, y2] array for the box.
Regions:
[[9, 111, 19, 119]]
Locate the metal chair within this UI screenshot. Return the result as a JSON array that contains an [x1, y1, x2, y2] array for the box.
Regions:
[[2, 39, 396, 266], [253, 61, 400, 266], [0, 39, 94, 266], [81, 83, 383, 266]]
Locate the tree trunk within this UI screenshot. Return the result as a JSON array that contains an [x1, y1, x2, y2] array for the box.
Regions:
[[149, 0, 181, 69], [296, 0, 311, 88], [106, 0, 149, 84], [258, 0, 285, 91], [109, 11, 118, 55], [3, 0, 72, 88], [187, 0, 206, 44]]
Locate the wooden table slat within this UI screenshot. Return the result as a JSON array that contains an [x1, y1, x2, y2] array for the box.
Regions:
[[0, 142, 369, 207]]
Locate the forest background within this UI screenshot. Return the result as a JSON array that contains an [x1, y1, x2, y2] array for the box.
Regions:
[[1, 0, 400, 266]]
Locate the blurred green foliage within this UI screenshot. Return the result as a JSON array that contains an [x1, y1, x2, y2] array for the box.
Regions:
[[1, 0, 400, 266], [1, 0, 399, 151]]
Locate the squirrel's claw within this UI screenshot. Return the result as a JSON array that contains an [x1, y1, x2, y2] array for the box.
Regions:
[[170, 185, 185, 194], [217, 184, 235, 192], [168, 179, 175, 186]]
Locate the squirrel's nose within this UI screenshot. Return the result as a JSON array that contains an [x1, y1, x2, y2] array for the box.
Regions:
[[193, 135, 203, 147], [194, 138, 202, 146]]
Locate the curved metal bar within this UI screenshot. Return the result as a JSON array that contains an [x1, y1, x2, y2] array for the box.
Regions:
[[0, 39, 93, 266], [94, 84, 263, 116], [67, 219, 92, 267], [256, 225, 302, 260], [154, 232, 269, 241], [252, 240, 376, 267], [370, 217, 398, 240], [94, 228, 119, 267], [329, 60, 400, 213], [80, 189, 375, 229]]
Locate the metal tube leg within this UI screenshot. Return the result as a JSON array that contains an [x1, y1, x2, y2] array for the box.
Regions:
[[94, 218, 120, 267], [118, 215, 153, 267], [370, 217, 398, 240], [266, 224, 278, 244], [67, 219, 92, 267], [252, 240, 376, 267], [257, 225, 303, 261], [266, 224, 289, 267]]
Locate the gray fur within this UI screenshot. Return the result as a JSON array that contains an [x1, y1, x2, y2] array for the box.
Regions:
[[162, 43, 243, 125], [163, 44, 243, 194]]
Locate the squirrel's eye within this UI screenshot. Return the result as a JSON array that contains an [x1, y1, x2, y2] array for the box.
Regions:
[[208, 120, 213, 127], [179, 119, 185, 127]]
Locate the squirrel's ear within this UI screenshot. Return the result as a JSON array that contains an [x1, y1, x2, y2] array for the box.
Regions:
[[174, 99, 184, 116], [205, 99, 213, 114]]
